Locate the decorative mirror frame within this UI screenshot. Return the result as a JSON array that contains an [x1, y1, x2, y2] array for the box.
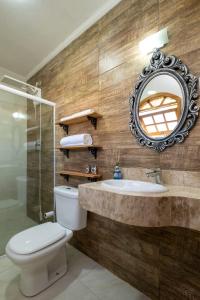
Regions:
[[129, 49, 199, 152]]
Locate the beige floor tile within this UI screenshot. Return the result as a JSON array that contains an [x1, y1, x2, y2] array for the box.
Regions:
[[0, 266, 19, 282], [103, 282, 150, 300], [67, 249, 99, 279], [0, 256, 16, 274], [66, 244, 83, 259], [0, 245, 149, 300], [0, 269, 23, 300], [79, 265, 125, 297], [52, 279, 100, 300]]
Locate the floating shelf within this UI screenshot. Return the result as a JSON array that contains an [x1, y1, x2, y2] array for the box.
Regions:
[[57, 145, 100, 159], [56, 111, 102, 134], [58, 170, 102, 182]]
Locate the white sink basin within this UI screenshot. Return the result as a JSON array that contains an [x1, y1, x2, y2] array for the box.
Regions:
[[101, 179, 167, 193]]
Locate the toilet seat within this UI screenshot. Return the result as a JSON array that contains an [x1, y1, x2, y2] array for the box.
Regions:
[[5, 184, 86, 297], [6, 223, 73, 297], [7, 222, 72, 255]]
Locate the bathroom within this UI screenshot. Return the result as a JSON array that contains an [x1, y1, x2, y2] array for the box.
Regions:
[[0, 0, 200, 299]]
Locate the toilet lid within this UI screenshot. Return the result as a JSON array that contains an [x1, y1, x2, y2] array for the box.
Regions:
[[8, 222, 66, 255]]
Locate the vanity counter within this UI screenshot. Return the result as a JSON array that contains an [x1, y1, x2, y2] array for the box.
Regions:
[[79, 182, 200, 230]]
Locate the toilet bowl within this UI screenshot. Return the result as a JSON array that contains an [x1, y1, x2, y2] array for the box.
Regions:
[[6, 186, 87, 297], [6, 222, 73, 296]]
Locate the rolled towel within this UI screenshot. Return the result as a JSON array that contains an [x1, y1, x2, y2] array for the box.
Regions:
[[24, 141, 36, 151], [60, 109, 94, 122], [60, 134, 93, 146], [24, 140, 41, 151]]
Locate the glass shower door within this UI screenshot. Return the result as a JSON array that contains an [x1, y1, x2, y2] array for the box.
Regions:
[[0, 90, 38, 255], [0, 87, 54, 255]]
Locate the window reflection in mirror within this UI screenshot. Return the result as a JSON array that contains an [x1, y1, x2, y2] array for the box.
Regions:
[[138, 75, 183, 139]]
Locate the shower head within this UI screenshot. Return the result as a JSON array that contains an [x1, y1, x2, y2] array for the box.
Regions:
[[0, 75, 41, 96]]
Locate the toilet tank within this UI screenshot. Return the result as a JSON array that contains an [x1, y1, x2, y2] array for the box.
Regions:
[[54, 186, 87, 230]]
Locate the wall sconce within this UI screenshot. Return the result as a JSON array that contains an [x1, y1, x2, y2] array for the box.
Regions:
[[139, 28, 168, 55]]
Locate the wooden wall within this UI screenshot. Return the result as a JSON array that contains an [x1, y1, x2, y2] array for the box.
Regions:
[[27, 103, 54, 222], [27, 101, 40, 221], [72, 214, 200, 300], [29, 0, 200, 298]]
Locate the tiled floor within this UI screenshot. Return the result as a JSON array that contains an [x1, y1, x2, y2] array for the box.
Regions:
[[0, 244, 150, 300]]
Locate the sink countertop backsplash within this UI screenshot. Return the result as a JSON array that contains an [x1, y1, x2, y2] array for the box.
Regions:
[[122, 167, 200, 188]]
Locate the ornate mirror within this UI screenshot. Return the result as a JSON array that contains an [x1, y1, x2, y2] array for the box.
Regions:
[[129, 49, 199, 152]]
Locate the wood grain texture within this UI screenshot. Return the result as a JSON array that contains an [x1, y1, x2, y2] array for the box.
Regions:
[[58, 170, 101, 179], [28, 0, 200, 298], [71, 215, 200, 300], [27, 103, 54, 221], [56, 111, 102, 126], [27, 101, 40, 222], [58, 145, 100, 150]]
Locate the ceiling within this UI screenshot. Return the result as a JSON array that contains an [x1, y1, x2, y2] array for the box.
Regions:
[[0, 0, 120, 80]]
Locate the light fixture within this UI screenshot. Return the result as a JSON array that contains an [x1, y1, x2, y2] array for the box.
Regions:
[[12, 112, 27, 120], [139, 28, 168, 55]]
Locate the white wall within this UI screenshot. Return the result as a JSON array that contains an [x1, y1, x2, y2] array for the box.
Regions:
[[141, 74, 183, 101], [0, 66, 26, 82]]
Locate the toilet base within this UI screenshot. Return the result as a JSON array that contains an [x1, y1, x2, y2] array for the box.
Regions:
[[20, 245, 67, 297]]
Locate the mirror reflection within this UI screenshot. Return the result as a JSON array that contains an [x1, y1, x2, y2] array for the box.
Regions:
[[138, 74, 183, 139]]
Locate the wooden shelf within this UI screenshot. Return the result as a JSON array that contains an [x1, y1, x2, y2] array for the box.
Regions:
[[56, 111, 102, 134], [58, 145, 100, 150], [58, 170, 102, 182], [57, 145, 101, 159]]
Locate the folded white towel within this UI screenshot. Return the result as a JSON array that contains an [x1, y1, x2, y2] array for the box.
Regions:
[[60, 134, 93, 147], [60, 109, 94, 122]]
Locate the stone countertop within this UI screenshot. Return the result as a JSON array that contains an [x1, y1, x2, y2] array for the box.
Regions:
[[79, 181, 200, 199], [78, 181, 200, 230]]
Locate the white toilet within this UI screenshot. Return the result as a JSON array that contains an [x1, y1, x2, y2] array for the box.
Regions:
[[6, 186, 87, 297]]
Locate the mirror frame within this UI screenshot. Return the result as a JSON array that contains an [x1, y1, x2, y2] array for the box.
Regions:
[[129, 49, 199, 152]]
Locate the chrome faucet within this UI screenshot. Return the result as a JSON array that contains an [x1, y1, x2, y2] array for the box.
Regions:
[[146, 168, 161, 184]]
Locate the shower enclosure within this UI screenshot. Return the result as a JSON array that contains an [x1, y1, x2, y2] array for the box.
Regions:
[[0, 84, 55, 255]]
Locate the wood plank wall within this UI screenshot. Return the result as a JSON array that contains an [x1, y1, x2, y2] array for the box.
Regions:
[[27, 103, 54, 221], [27, 101, 40, 221], [29, 0, 200, 298]]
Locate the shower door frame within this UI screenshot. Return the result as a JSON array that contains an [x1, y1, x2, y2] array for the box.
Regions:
[[0, 83, 56, 221]]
